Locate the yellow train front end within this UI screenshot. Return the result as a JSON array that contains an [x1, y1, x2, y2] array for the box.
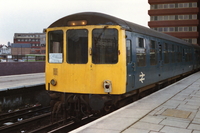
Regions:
[[45, 25, 126, 95]]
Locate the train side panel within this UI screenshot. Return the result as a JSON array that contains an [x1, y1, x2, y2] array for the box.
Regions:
[[125, 30, 199, 93]]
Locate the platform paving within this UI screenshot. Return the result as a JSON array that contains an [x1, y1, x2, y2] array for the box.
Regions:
[[70, 72, 200, 133], [0, 73, 45, 91]]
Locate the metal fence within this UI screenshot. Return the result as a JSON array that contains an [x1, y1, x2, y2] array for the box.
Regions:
[[0, 55, 45, 62]]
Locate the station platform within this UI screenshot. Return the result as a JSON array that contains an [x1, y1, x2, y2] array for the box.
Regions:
[[71, 71, 200, 133], [0, 73, 45, 91]]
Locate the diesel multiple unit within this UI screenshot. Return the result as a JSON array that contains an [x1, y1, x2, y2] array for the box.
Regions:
[[45, 12, 200, 118]]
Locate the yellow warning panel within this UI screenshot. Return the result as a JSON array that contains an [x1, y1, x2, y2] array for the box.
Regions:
[[162, 109, 191, 119]]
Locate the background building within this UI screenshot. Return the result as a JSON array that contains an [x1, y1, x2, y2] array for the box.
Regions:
[[148, 0, 200, 45], [0, 45, 11, 62], [11, 43, 31, 55], [13, 33, 46, 54], [0, 45, 11, 55], [40, 34, 46, 54]]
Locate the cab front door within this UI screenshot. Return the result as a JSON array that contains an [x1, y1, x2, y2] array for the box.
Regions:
[[126, 31, 135, 91]]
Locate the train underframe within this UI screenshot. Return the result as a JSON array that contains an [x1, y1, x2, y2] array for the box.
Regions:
[[49, 92, 122, 121], [47, 81, 169, 121], [41, 70, 199, 121], [47, 87, 153, 121]]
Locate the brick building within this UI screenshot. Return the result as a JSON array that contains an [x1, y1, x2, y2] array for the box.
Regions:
[[148, 0, 200, 45]]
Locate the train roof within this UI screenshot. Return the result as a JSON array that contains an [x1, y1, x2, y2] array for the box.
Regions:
[[49, 12, 198, 48]]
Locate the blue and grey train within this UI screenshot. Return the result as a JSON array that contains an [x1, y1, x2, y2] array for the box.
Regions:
[[45, 12, 200, 117]]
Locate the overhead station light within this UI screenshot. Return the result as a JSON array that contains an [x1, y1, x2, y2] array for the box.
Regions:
[[67, 20, 87, 26]]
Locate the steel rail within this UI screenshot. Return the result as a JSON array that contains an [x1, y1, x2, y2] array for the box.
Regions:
[[0, 105, 42, 119], [0, 112, 51, 133], [0, 106, 50, 126]]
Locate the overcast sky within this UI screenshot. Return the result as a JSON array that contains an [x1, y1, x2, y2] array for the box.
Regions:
[[0, 0, 150, 45]]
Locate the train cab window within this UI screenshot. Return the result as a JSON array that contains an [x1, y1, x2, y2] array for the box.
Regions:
[[48, 30, 63, 63], [164, 43, 169, 64], [92, 28, 118, 64], [136, 38, 146, 66], [150, 40, 157, 65], [67, 29, 88, 64], [126, 40, 132, 64]]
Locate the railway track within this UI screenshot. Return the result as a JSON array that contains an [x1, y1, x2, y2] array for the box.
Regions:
[[0, 87, 167, 133], [0, 109, 96, 133], [0, 105, 51, 133], [0, 105, 34, 119], [0, 75, 186, 133], [1, 112, 51, 133], [47, 115, 97, 133], [0, 104, 46, 123]]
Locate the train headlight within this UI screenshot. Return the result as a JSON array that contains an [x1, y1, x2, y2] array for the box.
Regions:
[[103, 80, 112, 93], [50, 79, 57, 86], [67, 20, 87, 26]]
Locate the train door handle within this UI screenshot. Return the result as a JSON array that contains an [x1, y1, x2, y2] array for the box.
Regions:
[[132, 62, 136, 71], [159, 61, 163, 68]]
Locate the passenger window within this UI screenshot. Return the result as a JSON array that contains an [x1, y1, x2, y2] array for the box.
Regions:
[[150, 40, 157, 65], [180, 47, 183, 62], [158, 43, 162, 60], [48, 30, 63, 63], [184, 48, 187, 62], [164, 43, 169, 64], [67, 29, 88, 64], [177, 46, 182, 62], [177, 46, 179, 62], [136, 38, 146, 66], [138, 38, 145, 48], [126, 40, 132, 64], [189, 48, 192, 61], [185, 48, 191, 62], [171, 44, 175, 63]]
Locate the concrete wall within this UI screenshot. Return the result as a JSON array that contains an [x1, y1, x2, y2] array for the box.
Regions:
[[0, 62, 45, 76]]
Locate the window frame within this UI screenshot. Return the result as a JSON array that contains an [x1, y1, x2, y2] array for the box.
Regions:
[[150, 40, 157, 66], [126, 39, 132, 64], [136, 37, 146, 67], [48, 30, 64, 63], [66, 29, 89, 64], [92, 28, 119, 64]]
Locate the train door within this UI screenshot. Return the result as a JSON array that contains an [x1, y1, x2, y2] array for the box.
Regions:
[[134, 36, 148, 88], [182, 47, 186, 72], [126, 31, 134, 91], [158, 42, 164, 78]]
